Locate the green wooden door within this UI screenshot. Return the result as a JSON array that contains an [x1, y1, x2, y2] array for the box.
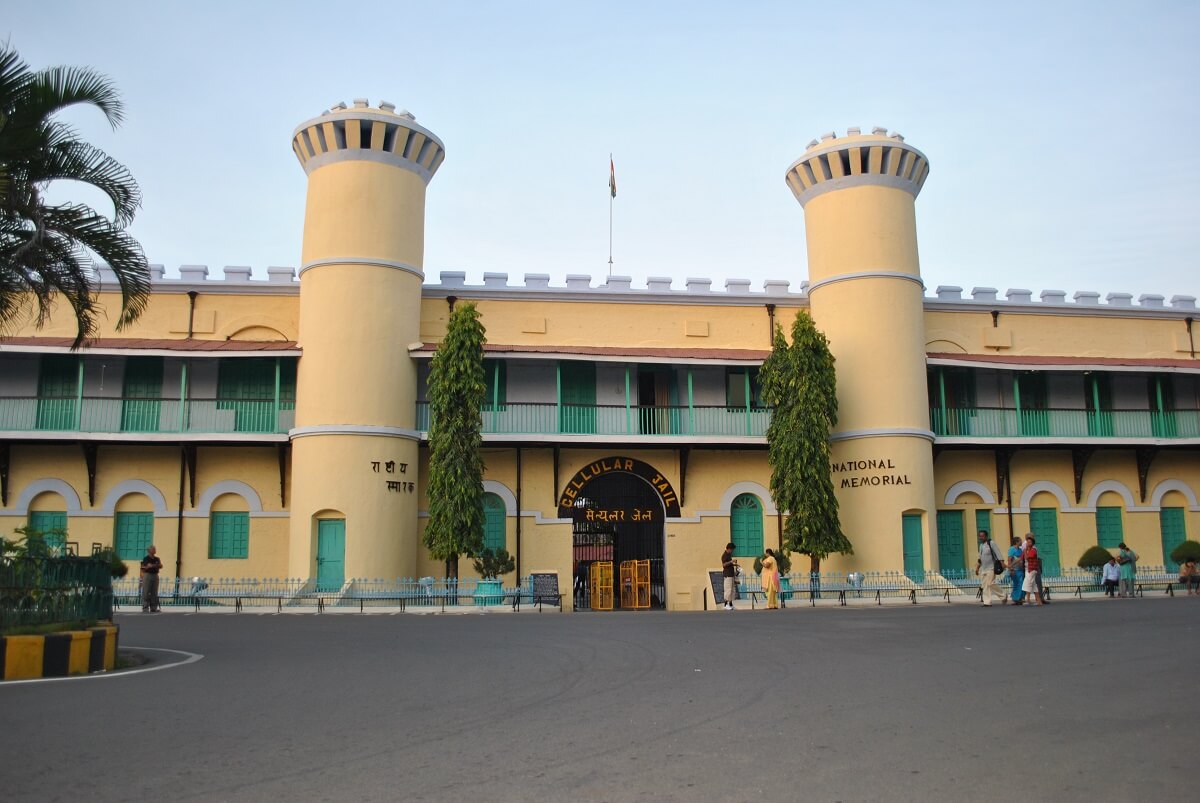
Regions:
[[902, 514, 924, 581], [559, 361, 596, 434], [37, 355, 79, 429], [975, 509, 994, 542], [1095, 506, 1123, 549], [1160, 507, 1187, 572], [935, 510, 965, 575], [1017, 373, 1048, 436], [114, 512, 155, 561], [121, 357, 164, 432], [730, 494, 764, 557], [28, 510, 68, 554], [316, 519, 345, 591], [1029, 508, 1061, 576]]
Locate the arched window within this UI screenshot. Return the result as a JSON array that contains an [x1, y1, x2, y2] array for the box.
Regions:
[[483, 493, 506, 553], [729, 494, 763, 557]]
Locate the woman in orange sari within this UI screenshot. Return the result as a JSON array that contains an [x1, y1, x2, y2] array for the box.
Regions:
[[761, 549, 781, 609]]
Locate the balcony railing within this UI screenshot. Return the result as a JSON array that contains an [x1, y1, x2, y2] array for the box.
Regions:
[[416, 402, 770, 437], [930, 406, 1200, 439], [0, 396, 294, 435]]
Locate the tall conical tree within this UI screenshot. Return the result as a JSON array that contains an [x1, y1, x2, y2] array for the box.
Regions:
[[0, 45, 149, 348], [423, 301, 487, 581], [759, 311, 852, 574]]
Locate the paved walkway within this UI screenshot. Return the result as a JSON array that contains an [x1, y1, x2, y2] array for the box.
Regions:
[[3, 596, 1196, 801]]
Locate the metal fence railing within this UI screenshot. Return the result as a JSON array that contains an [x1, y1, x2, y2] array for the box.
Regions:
[[0, 555, 115, 629]]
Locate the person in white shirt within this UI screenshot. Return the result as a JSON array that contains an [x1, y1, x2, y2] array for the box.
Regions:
[[1101, 556, 1120, 598], [975, 530, 1008, 606]]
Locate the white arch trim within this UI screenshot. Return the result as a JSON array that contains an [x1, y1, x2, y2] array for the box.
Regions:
[[943, 480, 996, 506], [1150, 479, 1200, 511], [483, 481, 517, 516], [12, 479, 84, 515], [1013, 481, 1074, 514], [193, 480, 265, 515], [711, 482, 778, 516], [1085, 480, 1143, 512], [97, 480, 171, 517]]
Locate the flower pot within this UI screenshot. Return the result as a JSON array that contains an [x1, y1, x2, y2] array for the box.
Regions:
[[475, 578, 504, 606]]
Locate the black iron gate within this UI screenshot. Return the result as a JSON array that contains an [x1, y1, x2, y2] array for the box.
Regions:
[[571, 470, 665, 610]]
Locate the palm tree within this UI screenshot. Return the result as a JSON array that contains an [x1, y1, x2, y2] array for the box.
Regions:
[[0, 44, 149, 348]]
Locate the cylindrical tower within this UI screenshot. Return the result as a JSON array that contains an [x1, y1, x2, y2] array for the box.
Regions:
[[784, 127, 938, 573], [288, 99, 445, 583]]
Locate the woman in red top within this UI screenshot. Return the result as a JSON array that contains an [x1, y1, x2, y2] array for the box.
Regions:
[[1021, 535, 1045, 606]]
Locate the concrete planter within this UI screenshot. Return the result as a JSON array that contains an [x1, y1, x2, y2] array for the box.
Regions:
[[0, 625, 119, 681], [474, 579, 504, 605]]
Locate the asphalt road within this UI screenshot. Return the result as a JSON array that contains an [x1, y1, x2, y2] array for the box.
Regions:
[[2, 597, 1197, 802]]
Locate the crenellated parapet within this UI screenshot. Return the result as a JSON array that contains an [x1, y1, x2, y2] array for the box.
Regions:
[[784, 127, 929, 207], [291, 99, 445, 183], [115, 266, 1199, 313]]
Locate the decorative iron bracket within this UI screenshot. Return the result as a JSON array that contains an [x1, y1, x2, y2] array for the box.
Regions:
[[994, 448, 1014, 505], [678, 447, 689, 508], [183, 444, 198, 507], [277, 443, 290, 507], [0, 441, 9, 507], [552, 446, 560, 508], [81, 442, 99, 507], [1071, 447, 1095, 504], [1135, 447, 1157, 503]]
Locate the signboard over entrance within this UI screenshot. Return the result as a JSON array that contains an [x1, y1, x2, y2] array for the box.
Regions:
[[557, 456, 682, 518]]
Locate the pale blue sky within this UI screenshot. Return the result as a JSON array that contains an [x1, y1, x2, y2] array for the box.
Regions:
[[7, 0, 1199, 300]]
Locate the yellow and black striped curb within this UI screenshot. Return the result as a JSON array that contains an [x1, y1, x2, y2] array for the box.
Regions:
[[0, 625, 119, 681]]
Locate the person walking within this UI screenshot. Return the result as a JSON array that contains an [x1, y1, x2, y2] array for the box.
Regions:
[[1180, 558, 1200, 595], [1021, 534, 1044, 606], [760, 549, 781, 610], [140, 544, 162, 613], [1101, 556, 1120, 598], [975, 530, 1007, 606], [721, 542, 739, 610], [1117, 542, 1139, 599], [1007, 535, 1025, 605]]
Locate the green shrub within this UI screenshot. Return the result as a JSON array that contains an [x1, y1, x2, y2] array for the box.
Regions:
[[1078, 545, 1114, 569], [753, 550, 792, 576], [1169, 540, 1200, 565], [471, 548, 515, 580]]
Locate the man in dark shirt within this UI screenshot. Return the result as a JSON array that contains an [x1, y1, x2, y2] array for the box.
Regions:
[[721, 542, 738, 610], [140, 545, 162, 613]]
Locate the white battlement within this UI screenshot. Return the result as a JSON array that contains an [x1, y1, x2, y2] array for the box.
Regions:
[[131, 266, 1198, 311]]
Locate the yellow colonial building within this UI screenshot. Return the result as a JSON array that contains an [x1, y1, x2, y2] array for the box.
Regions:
[[1, 102, 1197, 610]]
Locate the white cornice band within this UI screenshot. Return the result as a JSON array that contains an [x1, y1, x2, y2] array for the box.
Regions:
[[808, 271, 925, 294], [830, 427, 937, 442], [290, 425, 421, 441], [298, 258, 424, 279]]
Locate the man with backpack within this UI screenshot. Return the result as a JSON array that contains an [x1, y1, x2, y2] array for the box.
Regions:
[[975, 529, 1008, 606]]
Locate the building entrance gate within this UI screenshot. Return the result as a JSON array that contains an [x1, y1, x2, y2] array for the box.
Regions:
[[570, 470, 666, 610]]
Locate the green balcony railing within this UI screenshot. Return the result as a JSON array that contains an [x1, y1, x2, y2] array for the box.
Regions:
[[930, 406, 1200, 439], [0, 396, 294, 435], [416, 402, 771, 437]]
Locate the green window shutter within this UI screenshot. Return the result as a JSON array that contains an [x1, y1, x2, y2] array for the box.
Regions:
[[482, 493, 506, 552], [278, 359, 298, 411], [36, 355, 79, 430], [28, 510, 68, 554], [121, 357, 164, 432], [1095, 506, 1123, 549], [729, 494, 764, 557], [218, 358, 275, 432], [114, 512, 155, 561], [483, 360, 507, 411], [558, 361, 596, 433], [1160, 507, 1187, 572], [935, 510, 965, 575], [209, 512, 249, 558]]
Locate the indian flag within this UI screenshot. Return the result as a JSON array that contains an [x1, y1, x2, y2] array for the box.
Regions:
[[609, 157, 617, 198]]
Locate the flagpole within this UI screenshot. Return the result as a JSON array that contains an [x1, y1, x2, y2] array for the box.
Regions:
[[608, 153, 614, 277]]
